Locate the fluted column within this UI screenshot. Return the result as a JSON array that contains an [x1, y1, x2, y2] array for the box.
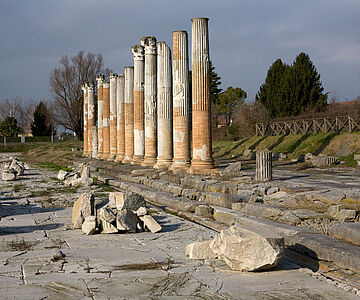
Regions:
[[115, 74, 125, 162], [82, 84, 88, 157], [123, 66, 134, 163], [87, 82, 97, 158], [141, 36, 157, 167], [109, 73, 118, 161], [96, 75, 104, 159], [155, 41, 173, 169], [131, 45, 145, 164], [190, 18, 214, 173], [102, 81, 110, 160], [171, 31, 191, 170], [256, 150, 272, 181]]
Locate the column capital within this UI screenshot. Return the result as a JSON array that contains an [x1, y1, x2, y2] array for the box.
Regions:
[[110, 73, 118, 80], [191, 17, 209, 22], [131, 45, 145, 61], [87, 82, 95, 91], [81, 84, 87, 93], [103, 82, 110, 89], [141, 36, 157, 55]]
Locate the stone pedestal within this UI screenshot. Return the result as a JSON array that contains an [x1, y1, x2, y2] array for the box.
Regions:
[[102, 82, 110, 160], [141, 36, 157, 167], [170, 31, 191, 171], [122, 66, 134, 164], [96, 75, 104, 159], [109, 73, 118, 161], [255, 150, 272, 182], [155, 41, 173, 169], [115, 74, 125, 162], [189, 18, 215, 174], [131, 45, 145, 164], [87, 82, 97, 158], [82, 84, 88, 157]]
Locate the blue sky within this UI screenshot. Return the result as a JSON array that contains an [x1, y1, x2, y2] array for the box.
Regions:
[[0, 0, 359, 104]]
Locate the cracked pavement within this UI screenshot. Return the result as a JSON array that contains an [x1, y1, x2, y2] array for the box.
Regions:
[[0, 156, 358, 299]]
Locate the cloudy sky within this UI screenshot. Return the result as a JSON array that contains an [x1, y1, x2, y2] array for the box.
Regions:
[[0, 0, 359, 104]]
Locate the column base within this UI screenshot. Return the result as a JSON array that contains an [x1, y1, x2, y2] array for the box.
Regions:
[[122, 155, 133, 164], [154, 158, 172, 169], [114, 154, 124, 162], [107, 154, 117, 162], [189, 159, 216, 175], [101, 153, 110, 160], [169, 160, 190, 171], [96, 152, 103, 159], [141, 157, 157, 167], [132, 155, 144, 165]]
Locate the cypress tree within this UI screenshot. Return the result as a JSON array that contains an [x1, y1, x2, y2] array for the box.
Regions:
[[31, 101, 52, 136]]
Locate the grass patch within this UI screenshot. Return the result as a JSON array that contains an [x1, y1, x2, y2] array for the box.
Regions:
[[39, 162, 67, 172], [13, 184, 25, 192], [8, 238, 38, 251], [338, 155, 357, 167]]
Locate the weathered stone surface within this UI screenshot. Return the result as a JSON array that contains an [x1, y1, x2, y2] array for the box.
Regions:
[[100, 218, 118, 234], [135, 206, 148, 216], [140, 215, 162, 233], [267, 187, 279, 195], [116, 209, 138, 233], [98, 206, 116, 223], [120, 193, 146, 211], [209, 225, 284, 271], [10, 161, 24, 176], [213, 207, 237, 226], [311, 155, 338, 167], [201, 192, 232, 209], [219, 161, 242, 177], [329, 222, 360, 246], [1, 168, 17, 181], [186, 240, 217, 260], [327, 205, 357, 221], [57, 170, 69, 181], [195, 205, 213, 217], [72, 192, 95, 229], [82, 216, 97, 235]]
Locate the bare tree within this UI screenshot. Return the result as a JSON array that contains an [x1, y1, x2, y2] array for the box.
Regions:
[[49, 51, 104, 139]]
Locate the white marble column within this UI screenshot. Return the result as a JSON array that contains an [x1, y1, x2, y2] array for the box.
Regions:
[[96, 74, 104, 159], [81, 84, 88, 157], [155, 41, 173, 169], [141, 36, 157, 167], [87, 82, 97, 158]]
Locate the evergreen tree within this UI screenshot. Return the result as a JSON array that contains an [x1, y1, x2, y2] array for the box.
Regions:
[[218, 87, 247, 125], [209, 61, 222, 104], [0, 117, 21, 137], [256, 53, 327, 118], [31, 101, 53, 136]]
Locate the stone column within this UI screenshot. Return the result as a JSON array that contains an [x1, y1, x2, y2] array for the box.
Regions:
[[115, 74, 125, 162], [122, 66, 134, 163], [102, 81, 110, 160], [87, 82, 97, 158], [256, 150, 272, 181], [141, 36, 157, 167], [171, 31, 191, 170], [190, 18, 215, 173], [155, 41, 172, 169], [82, 84, 88, 157], [109, 73, 118, 161], [96, 75, 104, 159], [131, 45, 145, 164]]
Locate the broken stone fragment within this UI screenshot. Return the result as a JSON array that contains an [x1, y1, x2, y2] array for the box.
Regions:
[[82, 216, 97, 235], [1, 168, 17, 181], [64, 172, 80, 186], [57, 170, 69, 181], [139, 215, 162, 233], [72, 192, 95, 229], [10, 161, 24, 176], [195, 204, 213, 217], [186, 240, 217, 260], [135, 206, 148, 216], [110, 192, 146, 211], [209, 225, 284, 271], [98, 206, 116, 223], [79, 164, 90, 179], [116, 209, 139, 233], [100, 218, 118, 234]]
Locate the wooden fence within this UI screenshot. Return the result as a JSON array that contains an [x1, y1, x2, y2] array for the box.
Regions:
[[256, 116, 360, 136]]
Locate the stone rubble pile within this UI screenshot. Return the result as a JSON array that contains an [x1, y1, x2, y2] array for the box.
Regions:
[[72, 191, 162, 235], [57, 163, 93, 187], [1, 157, 29, 181], [186, 224, 284, 272]]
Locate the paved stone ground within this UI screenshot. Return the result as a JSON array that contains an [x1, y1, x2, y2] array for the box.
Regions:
[[0, 157, 358, 299]]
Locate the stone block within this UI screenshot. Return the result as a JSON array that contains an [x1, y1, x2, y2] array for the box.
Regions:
[[110, 192, 146, 211], [139, 215, 162, 233], [57, 170, 69, 181], [213, 207, 237, 226], [1, 169, 17, 181], [337, 209, 357, 222], [209, 225, 284, 271], [181, 189, 200, 200], [186, 240, 217, 260], [202, 192, 232, 208], [100, 218, 118, 234], [329, 223, 360, 246], [116, 209, 139, 233], [195, 205, 213, 217], [311, 155, 338, 167], [354, 154, 360, 161], [10, 161, 24, 176], [135, 207, 148, 216], [72, 192, 95, 229], [82, 216, 97, 235], [98, 206, 116, 223], [266, 187, 279, 195]]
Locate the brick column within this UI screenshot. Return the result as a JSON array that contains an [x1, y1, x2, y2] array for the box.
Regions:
[[109, 73, 118, 161], [141, 36, 157, 167], [87, 82, 97, 158], [122, 66, 134, 163], [155, 41, 173, 169], [102, 81, 110, 160], [170, 31, 191, 170], [115, 74, 125, 162], [82, 84, 88, 157], [189, 18, 215, 173], [131, 45, 145, 164], [96, 75, 104, 159]]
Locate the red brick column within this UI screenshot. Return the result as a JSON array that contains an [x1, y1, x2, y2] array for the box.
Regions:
[[87, 82, 96, 158], [122, 66, 134, 163], [109, 73, 118, 161], [189, 18, 215, 173], [115, 74, 125, 162], [170, 31, 191, 170]]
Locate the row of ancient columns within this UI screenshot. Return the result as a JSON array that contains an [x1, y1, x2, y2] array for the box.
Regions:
[[82, 18, 214, 173]]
